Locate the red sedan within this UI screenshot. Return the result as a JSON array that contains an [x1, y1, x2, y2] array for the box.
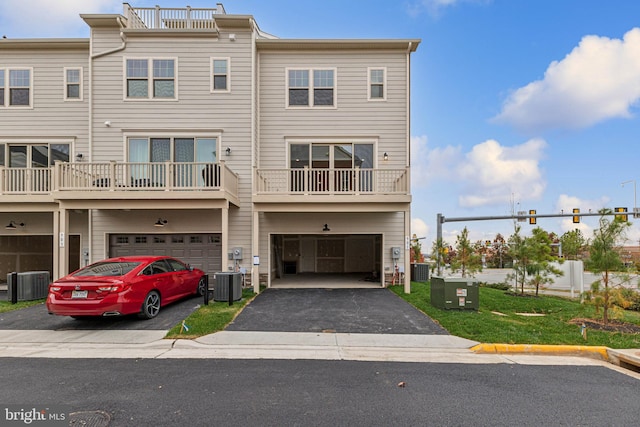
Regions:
[[47, 256, 206, 320]]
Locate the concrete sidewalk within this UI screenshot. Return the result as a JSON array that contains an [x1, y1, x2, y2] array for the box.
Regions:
[[0, 328, 638, 377]]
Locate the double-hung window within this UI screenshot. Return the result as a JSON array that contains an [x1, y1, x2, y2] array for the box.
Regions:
[[368, 67, 386, 101], [287, 68, 336, 108], [126, 59, 176, 99], [0, 68, 32, 107], [211, 58, 230, 92], [64, 68, 82, 100]]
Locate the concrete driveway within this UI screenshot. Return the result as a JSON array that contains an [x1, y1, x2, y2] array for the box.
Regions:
[[226, 288, 449, 335]]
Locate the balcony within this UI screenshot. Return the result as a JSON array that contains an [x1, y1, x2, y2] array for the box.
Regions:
[[254, 167, 410, 204], [0, 162, 239, 203], [123, 3, 225, 30]]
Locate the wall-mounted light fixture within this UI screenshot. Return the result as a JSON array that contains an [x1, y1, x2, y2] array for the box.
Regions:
[[225, 147, 231, 156], [104, 120, 111, 127], [229, 33, 236, 41], [76, 153, 83, 161], [322, 224, 330, 232], [383, 152, 389, 161], [5, 221, 25, 230], [154, 218, 168, 227]]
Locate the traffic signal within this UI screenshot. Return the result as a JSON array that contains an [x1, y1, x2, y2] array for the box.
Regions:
[[572, 208, 580, 223], [615, 207, 628, 221], [529, 209, 536, 225]]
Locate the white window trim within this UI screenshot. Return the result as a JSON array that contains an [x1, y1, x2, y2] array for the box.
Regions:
[[368, 67, 387, 101], [63, 67, 83, 101], [123, 57, 178, 101], [285, 67, 338, 110], [210, 57, 231, 93], [1, 67, 34, 109]]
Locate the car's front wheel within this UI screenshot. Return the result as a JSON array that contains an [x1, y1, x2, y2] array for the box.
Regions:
[[138, 290, 161, 320], [196, 276, 206, 296]]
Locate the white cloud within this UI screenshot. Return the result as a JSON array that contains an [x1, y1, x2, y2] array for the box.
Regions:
[[0, 0, 119, 38], [493, 28, 640, 132], [411, 217, 430, 240], [457, 138, 547, 207], [410, 135, 462, 189], [555, 194, 610, 236]]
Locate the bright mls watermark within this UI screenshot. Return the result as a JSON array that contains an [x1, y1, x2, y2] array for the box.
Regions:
[[2, 406, 69, 426]]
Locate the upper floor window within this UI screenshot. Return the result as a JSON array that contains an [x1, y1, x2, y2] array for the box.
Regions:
[[0, 68, 32, 107], [125, 58, 176, 99], [287, 68, 336, 108], [211, 58, 230, 92], [64, 67, 82, 101], [368, 67, 386, 101]]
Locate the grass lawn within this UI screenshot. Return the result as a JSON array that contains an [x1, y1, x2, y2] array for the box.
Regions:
[[0, 299, 45, 313], [390, 282, 640, 349], [165, 288, 256, 339]]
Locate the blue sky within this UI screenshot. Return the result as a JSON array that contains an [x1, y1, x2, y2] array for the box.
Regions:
[[3, 0, 640, 247]]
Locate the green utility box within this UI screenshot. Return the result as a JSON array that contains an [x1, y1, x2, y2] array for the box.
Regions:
[[430, 276, 479, 310]]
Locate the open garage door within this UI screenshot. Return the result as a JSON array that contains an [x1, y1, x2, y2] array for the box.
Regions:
[[271, 234, 382, 287], [109, 233, 221, 276]]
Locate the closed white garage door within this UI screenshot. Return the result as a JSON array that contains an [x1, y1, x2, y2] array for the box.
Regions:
[[109, 234, 221, 276]]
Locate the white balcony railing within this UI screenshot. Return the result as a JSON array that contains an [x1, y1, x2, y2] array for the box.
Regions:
[[123, 3, 224, 30], [0, 167, 51, 194], [0, 162, 238, 199], [255, 167, 409, 195]]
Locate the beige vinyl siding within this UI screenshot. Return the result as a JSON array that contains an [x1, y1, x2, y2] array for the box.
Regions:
[[258, 50, 408, 170], [90, 209, 223, 261], [0, 49, 89, 151], [89, 30, 255, 262]]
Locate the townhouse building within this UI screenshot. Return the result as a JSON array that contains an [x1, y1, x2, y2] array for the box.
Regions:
[[0, 3, 419, 293]]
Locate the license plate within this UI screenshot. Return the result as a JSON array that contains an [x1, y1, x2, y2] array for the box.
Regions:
[[71, 290, 88, 299]]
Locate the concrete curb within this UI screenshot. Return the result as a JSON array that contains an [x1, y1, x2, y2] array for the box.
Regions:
[[471, 343, 610, 360]]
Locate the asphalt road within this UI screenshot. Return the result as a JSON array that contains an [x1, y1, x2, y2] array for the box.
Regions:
[[0, 358, 637, 426]]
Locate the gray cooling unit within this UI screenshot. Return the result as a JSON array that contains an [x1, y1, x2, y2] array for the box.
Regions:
[[213, 272, 242, 301], [7, 271, 50, 302]]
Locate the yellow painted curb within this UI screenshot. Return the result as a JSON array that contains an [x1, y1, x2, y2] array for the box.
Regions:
[[471, 343, 609, 360]]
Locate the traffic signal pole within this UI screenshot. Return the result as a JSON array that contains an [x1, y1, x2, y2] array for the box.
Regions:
[[435, 210, 626, 275]]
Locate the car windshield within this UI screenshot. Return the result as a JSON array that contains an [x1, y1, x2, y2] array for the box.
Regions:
[[73, 261, 141, 277]]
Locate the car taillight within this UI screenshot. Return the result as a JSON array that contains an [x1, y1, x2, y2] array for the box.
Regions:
[[97, 283, 129, 293], [50, 286, 61, 292]]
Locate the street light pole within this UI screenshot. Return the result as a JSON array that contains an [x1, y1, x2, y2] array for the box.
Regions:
[[621, 180, 637, 218]]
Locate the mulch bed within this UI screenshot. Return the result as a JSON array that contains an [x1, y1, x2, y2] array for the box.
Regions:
[[569, 318, 640, 334]]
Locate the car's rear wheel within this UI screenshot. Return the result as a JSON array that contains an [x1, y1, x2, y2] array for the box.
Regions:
[[138, 290, 161, 320], [196, 276, 206, 296]]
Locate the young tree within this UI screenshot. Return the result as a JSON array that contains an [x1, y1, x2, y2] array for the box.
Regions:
[[450, 227, 482, 277], [560, 229, 586, 260], [525, 227, 563, 296], [410, 234, 424, 263], [507, 224, 527, 294], [584, 209, 634, 324]]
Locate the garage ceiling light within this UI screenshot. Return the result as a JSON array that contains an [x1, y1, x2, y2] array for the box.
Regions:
[[5, 221, 25, 230]]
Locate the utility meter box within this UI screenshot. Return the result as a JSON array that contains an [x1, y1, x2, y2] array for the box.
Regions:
[[430, 276, 478, 310], [232, 247, 243, 260], [391, 247, 401, 259]]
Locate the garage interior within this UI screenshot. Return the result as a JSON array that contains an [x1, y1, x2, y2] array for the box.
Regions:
[[270, 234, 382, 287]]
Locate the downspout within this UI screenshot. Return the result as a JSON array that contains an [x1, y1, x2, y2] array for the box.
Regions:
[[404, 41, 413, 293], [86, 16, 127, 264]]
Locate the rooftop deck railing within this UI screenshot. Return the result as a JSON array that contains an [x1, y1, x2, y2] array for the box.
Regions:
[[123, 3, 225, 30]]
